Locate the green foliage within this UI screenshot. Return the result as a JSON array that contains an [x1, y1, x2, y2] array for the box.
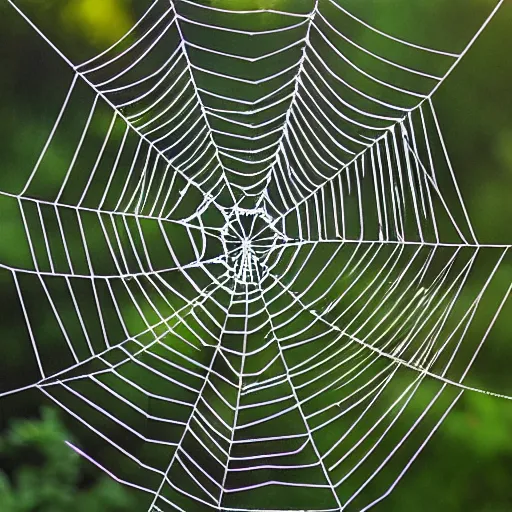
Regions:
[[0, 408, 134, 512]]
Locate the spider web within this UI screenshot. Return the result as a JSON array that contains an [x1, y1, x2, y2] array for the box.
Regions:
[[1, 0, 511, 510]]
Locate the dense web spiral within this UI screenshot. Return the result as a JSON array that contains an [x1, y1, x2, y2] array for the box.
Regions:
[[1, 0, 511, 510]]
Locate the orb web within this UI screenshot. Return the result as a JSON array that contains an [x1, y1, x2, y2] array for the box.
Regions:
[[0, 0, 510, 511]]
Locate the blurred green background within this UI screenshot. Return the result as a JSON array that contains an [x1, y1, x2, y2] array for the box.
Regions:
[[0, 0, 511, 511]]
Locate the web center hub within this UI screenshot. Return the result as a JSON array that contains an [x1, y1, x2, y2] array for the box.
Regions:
[[221, 208, 287, 285]]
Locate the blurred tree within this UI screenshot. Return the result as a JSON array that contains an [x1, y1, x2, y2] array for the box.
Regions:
[[0, 408, 135, 512], [61, 0, 133, 47]]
